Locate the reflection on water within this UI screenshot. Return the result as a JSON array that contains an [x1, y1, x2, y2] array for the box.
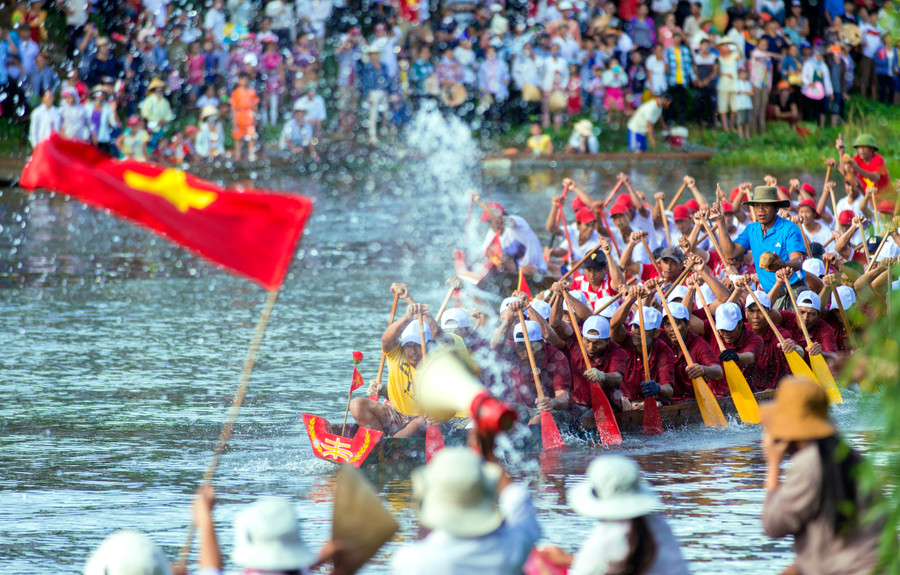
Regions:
[[0, 160, 879, 573]]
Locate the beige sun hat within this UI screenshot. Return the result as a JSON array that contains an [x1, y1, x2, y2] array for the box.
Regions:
[[567, 455, 660, 520], [759, 376, 836, 441], [147, 77, 166, 91], [412, 447, 504, 537], [232, 497, 318, 571], [574, 119, 593, 137], [199, 105, 218, 120], [84, 530, 171, 575]]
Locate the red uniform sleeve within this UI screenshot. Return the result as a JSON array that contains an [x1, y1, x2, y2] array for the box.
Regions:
[[812, 319, 839, 354], [738, 329, 765, 360], [640, 263, 659, 281], [604, 343, 629, 376], [652, 338, 677, 388], [547, 347, 573, 394], [690, 335, 721, 368]]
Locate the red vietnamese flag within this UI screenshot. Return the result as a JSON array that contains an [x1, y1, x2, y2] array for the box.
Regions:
[[350, 365, 365, 392], [19, 135, 312, 291], [516, 268, 532, 299]]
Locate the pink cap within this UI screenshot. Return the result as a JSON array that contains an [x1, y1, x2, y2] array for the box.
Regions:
[[480, 202, 506, 221]]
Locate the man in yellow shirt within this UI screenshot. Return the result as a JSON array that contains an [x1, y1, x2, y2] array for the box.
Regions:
[[350, 302, 434, 437]]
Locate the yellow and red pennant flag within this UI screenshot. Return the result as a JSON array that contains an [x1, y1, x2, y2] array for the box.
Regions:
[[517, 268, 532, 299], [351, 351, 365, 391], [485, 232, 503, 268], [19, 135, 312, 291]]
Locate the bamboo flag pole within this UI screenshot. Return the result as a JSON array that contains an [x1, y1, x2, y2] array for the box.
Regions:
[[177, 288, 280, 569]]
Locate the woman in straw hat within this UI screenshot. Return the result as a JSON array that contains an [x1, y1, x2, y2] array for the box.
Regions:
[[535, 455, 689, 574], [565, 119, 599, 154], [195, 105, 226, 159], [760, 377, 883, 575], [139, 77, 175, 136], [392, 435, 540, 574]]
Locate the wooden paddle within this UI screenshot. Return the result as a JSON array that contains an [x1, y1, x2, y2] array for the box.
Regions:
[[516, 309, 567, 450], [561, 291, 623, 445], [419, 312, 446, 459], [658, 197, 672, 246], [635, 303, 663, 435], [830, 286, 859, 350], [434, 278, 461, 324], [865, 232, 891, 273], [593, 292, 622, 316], [824, 164, 838, 217], [602, 179, 625, 207], [783, 282, 844, 403], [560, 206, 575, 264], [745, 288, 820, 384], [597, 208, 622, 259], [556, 180, 571, 227], [559, 241, 604, 282], [371, 293, 401, 401], [666, 182, 688, 212], [694, 289, 760, 424], [654, 289, 728, 427], [639, 234, 663, 278]]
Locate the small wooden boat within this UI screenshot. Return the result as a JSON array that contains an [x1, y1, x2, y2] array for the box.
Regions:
[[613, 389, 776, 434], [453, 248, 558, 298], [481, 151, 714, 173]]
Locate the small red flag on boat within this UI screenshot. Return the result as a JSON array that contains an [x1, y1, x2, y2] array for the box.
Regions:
[[485, 232, 503, 268], [517, 268, 532, 299], [19, 135, 313, 291], [351, 365, 365, 392]]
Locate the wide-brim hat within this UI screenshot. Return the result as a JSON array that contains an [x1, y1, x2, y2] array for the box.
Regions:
[[85, 530, 172, 575], [852, 133, 878, 151], [90, 84, 110, 96], [199, 105, 219, 120], [147, 77, 166, 91], [413, 448, 504, 537], [746, 185, 790, 208], [568, 455, 660, 520], [232, 497, 317, 571], [760, 377, 835, 441], [574, 119, 593, 137]]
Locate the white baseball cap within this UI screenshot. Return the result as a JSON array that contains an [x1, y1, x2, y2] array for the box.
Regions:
[[801, 258, 826, 278], [499, 296, 520, 314], [530, 299, 552, 321], [796, 290, 821, 312], [401, 321, 434, 347], [698, 284, 717, 306], [667, 285, 689, 302], [513, 320, 544, 342], [667, 302, 690, 321], [582, 315, 611, 340], [830, 286, 856, 310], [593, 296, 620, 318], [441, 307, 470, 329], [714, 302, 743, 331], [563, 290, 590, 311], [745, 290, 771, 310], [628, 306, 662, 330]]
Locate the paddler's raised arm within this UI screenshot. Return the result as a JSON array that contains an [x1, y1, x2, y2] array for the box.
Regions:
[[619, 231, 646, 275], [610, 285, 638, 333], [490, 306, 515, 350], [545, 194, 564, 236], [382, 303, 422, 354], [567, 179, 599, 210], [527, 300, 565, 350], [622, 175, 651, 218], [601, 238, 626, 291]]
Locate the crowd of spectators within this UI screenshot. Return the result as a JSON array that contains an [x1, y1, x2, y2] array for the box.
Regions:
[[15, 0, 900, 162]]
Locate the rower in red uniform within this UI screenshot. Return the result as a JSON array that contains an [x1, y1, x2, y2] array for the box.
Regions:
[[555, 314, 628, 428], [661, 302, 726, 400], [569, 241, 624, 305], [610, 289, 676, 408], [773, 288, 839, 364], [709, 302, 765, 387], [742, 288, 798, 391]]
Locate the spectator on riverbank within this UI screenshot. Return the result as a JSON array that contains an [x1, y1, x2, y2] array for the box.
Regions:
[[195, 104, 225, 159], [59, 86, 89, 140], [28, 89, 59, 148], [279, 104, 318, 161], [230, 72, 259, 161], [627, 93, 670, 152]]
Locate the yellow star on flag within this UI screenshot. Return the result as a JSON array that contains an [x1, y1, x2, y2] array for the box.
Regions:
[[123, 169, 218, 213]]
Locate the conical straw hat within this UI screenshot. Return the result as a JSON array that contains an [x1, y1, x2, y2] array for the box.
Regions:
[[332, 465, 399, 574]]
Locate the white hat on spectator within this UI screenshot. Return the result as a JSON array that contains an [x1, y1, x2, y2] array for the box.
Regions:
[[558, 1, 574, 10], [84, 530, 171, 575], [232, 497, 317, 571]]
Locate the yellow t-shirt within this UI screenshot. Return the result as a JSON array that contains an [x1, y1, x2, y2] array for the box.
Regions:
[[526, 134, 552, 155], [385, 334, 470, 417]]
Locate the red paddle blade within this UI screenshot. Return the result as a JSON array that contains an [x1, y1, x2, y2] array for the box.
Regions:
[[425, 424, 445, 461], [590, 383, 623, 446], [540, 411, 568, 451], [642, 397, 664, 436]]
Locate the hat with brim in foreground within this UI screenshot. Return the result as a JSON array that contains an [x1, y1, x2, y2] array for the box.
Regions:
[[574, 119, 593, 137], [147, 77, 166, 91], [413, 448, 504, 537], [852, 133, 878, 151], [567, 455, 660, 520], [85, 530, 171, 575], [746, 185, 790, 209], [199, 105, 219, 120], [759, 376, 835, 441], [232, 497, 318, 571]]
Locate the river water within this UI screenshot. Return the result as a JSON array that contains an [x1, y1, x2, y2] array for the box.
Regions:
[[0, 125, 882, 573]]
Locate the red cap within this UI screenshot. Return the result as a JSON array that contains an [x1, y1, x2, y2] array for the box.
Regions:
[[672, 205, 690, 221], [722, 201, 735, 213], [877, 200, 894, 214], [685, 199, 700, 213], [480, 202, 506, 221], [798, 199, 819, 218], [576, 207, 597, 224], [729, 187, 743, 203], [184, 125, 199, 136], [572, 197, 585, 212], [838, 210, 854, 225], [610, 204, 629, 217], [615, 194, 632, 207], [801, 183, 817, 197]]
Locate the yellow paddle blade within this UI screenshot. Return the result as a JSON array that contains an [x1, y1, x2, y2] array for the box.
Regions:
[[722, 360, 760, 424], [809, 354, 843, 404], [785, 350, 818, 382], [692, 377, 728, 428]]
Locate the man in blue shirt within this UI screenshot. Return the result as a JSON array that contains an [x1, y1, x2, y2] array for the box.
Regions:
[[717, 186, 807, 304]]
